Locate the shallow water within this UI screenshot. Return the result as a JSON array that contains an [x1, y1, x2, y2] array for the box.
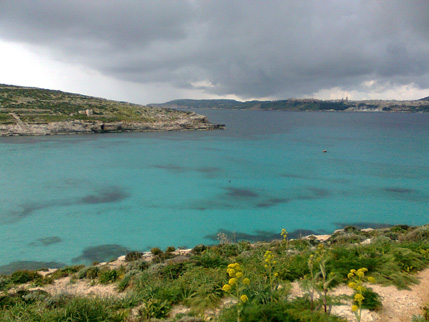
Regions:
[[0, 110, 428, 268]]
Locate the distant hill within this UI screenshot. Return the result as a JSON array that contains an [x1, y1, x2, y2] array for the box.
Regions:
[[150, 97, 429, 113], [0, 84, 223, 136]]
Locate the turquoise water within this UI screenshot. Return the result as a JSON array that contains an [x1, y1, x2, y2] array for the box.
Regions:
[[0, 110, 428, 269]]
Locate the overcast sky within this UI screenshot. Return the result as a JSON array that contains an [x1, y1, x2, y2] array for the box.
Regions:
[[0, 0, 428, 104]]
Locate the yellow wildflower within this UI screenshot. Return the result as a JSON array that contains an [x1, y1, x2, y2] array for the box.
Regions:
[[240, 295, 248, 303], [367, 276, 376, 284], [236, 272, 243, 278], [351, 305, 358, 312], [243, 278, 250, 285], [356, 270, 365, 278], [227, 268, 236, 277], [356, 285, 366, 292], [354, 293, 364, 303], [229, 278, 237, 286], [274, 273, 278, 277], [348, 282, 357, 289], [222, 284, 231, 292]]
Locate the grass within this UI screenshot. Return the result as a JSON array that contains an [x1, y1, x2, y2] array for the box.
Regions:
[[0, 224, 428, 321], [0, 84, 197, 125]]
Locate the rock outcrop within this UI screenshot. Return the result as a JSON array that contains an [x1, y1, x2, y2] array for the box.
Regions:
[[0, 84, 224, 137], [0, 112, 224, 137]]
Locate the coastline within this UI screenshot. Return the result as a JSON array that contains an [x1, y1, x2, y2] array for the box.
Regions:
[[0, 224, 421, 275], [0, 112, 225, 137]]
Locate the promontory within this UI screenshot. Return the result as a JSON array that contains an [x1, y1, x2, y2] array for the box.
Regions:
[[0, 84, 224, 137]]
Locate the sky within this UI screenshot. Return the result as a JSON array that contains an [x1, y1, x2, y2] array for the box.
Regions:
[[0, 0, 428, 105]]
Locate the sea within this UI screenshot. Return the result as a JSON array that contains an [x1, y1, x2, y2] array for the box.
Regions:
[[0, 110, 428, 272]]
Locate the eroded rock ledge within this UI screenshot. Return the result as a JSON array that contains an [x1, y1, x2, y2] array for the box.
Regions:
[[0, 112, 224, 137]]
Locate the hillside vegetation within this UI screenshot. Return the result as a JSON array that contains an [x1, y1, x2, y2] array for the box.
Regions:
[[0, 84, 222, 136], [151, 98, 429, 113], [0, 224, 428, 321]]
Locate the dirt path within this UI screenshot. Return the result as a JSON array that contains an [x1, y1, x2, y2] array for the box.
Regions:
[[290, 268, 429, 322], [373, 268, 429, 322], [9, 112, 29, 130]]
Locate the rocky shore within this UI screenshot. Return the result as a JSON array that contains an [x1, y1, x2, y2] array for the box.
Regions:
[[0, 111, 224, 137]]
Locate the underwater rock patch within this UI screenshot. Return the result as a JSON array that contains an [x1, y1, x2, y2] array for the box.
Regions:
[[72, 244, 130, 264], [81, 187, 129, 204], [195, 167, 221, 174], [0, 260, 65, 275], [384, 187, 415, 194], [151, 164, 186, 172], [256, 198, 289, 208], [205, 228, 318, 242], [3, 186, 128, 224], [225, 187, 259, 199], [29, 236, 62, 247]]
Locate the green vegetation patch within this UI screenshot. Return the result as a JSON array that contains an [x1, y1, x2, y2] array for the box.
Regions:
[[0, 84, 194, 125], [0, 224, 428, 321]]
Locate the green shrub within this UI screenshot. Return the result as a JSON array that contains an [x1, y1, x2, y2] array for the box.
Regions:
[[392, 247, 426, 272], [150, 247, 163, 256], [279, 253, 311, 281], [98, 269, 119, 284], [139, 298, 171, 320], [49, 265, 85, 280], [219, 300, 345, 322], [390, 225, 410, 233], [353, 288, 382, 311], [77, 266, 99, 280], [53, 296, 125, 322], [125, 251, 142, 262], [191, 244, 208, 255], [401, 226, 429, 243], [191, 250, 228, 268], [289, 239, 311, 250], [161, 262, 189, 280], [45, 293, 75, 309], [165, 246, 176, 253], [10, 270, 42, 285]]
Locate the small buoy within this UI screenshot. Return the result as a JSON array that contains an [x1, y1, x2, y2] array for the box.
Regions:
[[322, 150, 327, 153]]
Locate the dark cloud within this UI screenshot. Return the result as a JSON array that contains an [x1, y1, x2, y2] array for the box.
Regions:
[[0, 0, 428, 100]]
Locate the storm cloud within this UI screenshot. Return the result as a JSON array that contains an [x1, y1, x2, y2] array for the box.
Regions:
[[0, 0, 428, 102]]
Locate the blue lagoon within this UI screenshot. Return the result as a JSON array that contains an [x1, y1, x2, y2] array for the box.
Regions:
[[0, 110, 428, 270]]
